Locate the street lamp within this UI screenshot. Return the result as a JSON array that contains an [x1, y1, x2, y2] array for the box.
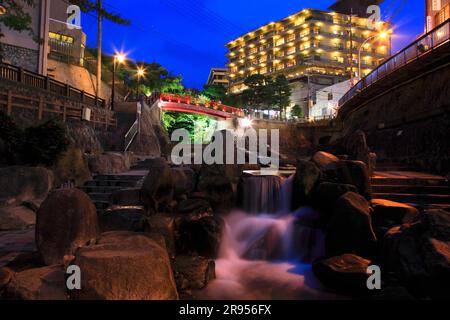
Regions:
[[111, 52, 126, 111], [0, 6, 7, 15], [136, 66, 146, 97], [358, 30, 390, 80]]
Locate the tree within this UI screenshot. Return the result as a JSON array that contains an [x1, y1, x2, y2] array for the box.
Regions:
[[203, 84, 227, 101], [290, 104, 304, 120], [271, 75, 292, 120], [242, 74, 272, 111]]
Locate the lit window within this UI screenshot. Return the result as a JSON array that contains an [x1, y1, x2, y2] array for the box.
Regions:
[[276, 38, 285, 46]]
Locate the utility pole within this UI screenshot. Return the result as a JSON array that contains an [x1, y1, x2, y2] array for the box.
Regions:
[[96, 0, 102, 104]]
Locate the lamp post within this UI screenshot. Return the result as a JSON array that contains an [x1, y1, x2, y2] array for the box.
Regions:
[[358, 31, 389, 80], [136, 67, 145, 97], [111, 52, 125, 111]]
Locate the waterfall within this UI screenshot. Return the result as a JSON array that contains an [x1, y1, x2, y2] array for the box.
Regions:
[[199, 174, 335, 300]]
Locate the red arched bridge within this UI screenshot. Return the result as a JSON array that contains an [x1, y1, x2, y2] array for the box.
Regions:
[[156, 93, 245, 119]]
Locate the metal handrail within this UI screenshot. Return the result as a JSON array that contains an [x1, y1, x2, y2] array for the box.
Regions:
[[339, 18, 450, 108], [124, 118, 139, 152]]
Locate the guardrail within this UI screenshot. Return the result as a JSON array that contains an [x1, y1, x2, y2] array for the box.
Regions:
[[0, 62, 105, 108], [339, 19, 450, 108], [159, 93, 245, 117]]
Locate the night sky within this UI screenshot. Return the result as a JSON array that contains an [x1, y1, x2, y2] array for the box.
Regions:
[[81, 0, 425, 89]]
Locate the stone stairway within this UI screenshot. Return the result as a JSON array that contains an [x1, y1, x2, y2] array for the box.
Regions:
[[372, 162, 450, 211], [82, 173, 147, 214]]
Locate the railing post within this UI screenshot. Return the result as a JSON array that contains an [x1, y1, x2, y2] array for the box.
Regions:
[[80, 90, 85, 103], [6, 90, 12, 116], [63, 104, 67, 123], [18, 68, 24, 83], [44, 77, 50, 90], [65, 84, 70, 98], [38, 96, 44, 120]]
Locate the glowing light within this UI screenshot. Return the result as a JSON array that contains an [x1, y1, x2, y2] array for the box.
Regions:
[[136, 67, 146, 78], [379, 31, 388, 39], [240, 117, 253, 128], [0, 5, 7, 15], [115, 53, 126, 64]]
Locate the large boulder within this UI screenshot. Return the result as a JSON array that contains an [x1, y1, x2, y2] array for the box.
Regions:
[[312, 182, 358, 215], [313, 254, 371, 295], [73, 231, 178, 300], [326, 192, 377, 258], [197, 165, 234, 213], [371, 199, 420, 238], [176, 198, 213, 215], [172, 167, 196, 198], [110, 188, 143, 207], [173, 256, 216, 292], [324, 160, 372, 200], [312, 151, 339, 170], [147, 214, 177, 255], [36, 189, 99, 265], [87, 152, 132, 175], [0, 206, 35, 231], [52, 146, 91, 187], [381, 210, 450, 299], [4, 265, 67, 300], [0, 166, 53, 207], [175, 215, 224, 258], [345, 130, 371, 170], [292, 160, 321, 209], [141, 158, 174, 212]]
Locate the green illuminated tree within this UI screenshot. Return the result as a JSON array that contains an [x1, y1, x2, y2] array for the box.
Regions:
[[271, 75, 292, 120]]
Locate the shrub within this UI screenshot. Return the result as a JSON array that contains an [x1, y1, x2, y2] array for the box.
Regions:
[[0, 111, 24, 165]]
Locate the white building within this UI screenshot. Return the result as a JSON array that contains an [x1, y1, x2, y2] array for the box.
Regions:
[[309, 80, 352, 119]]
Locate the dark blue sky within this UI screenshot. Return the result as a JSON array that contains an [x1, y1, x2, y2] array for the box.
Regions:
[[82, 0, 425, 89]]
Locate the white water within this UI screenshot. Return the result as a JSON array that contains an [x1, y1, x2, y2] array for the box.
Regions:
[[200, 175, 341, 300]]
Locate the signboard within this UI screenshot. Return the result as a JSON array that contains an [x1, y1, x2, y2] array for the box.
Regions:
[[432, 0, 442, 11], [427, 16, 433, 32]]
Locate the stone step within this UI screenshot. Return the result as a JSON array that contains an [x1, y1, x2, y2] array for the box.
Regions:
[[375, 166, 417, 172], [372, 184, 450, 195], [371, 177, 448, 187], [94, 175, 144, 181], [94, 201, 110, 211], [405, 203, 450, 212], [373, 193, 450, 205], [88, 193, 112, 202], [85, 180, 139, 188], [81, 186, 123, 194]]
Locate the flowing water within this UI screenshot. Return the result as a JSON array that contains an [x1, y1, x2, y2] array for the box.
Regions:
[[200, 174, 342, 300]]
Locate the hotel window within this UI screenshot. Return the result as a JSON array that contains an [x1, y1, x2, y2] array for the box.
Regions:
[[287, 46, 296, 55], [259, 56, 267, 63], [49, 32, 74, 44], [276, 63, 285, 71], [249, 47, 258, 54], [300, 30, 309, 37], [287, 34, 296, 42], [436, 4, 450, 26], [230, 67, 238, 73], [333, 56, 344, 63], [276, 38, 285, 46], [260, 67, 268, 74], [286, 59, 296, 68], [276, 51, 285, 58]]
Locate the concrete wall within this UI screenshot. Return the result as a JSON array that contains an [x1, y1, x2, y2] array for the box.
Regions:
[[339, 62, 450, 175], [47, 59, 113, 101]]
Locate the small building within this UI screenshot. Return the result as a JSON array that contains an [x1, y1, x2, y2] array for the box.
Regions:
[[206, 68, 229, 87], [425, 0, 450, 32], [309, 80, 351, 119]]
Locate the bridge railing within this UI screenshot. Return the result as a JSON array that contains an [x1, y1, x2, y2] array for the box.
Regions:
[[0, 62, 106, 108], [339, 18, 450, 108], [159, 93, 245, 117]]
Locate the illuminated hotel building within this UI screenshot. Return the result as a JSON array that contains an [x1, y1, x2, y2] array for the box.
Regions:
[[225, 8, 391, 114], [426, 0, 450, 32]]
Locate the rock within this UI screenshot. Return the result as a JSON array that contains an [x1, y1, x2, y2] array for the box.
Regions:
[[371, 199, 420, 237], [4, 265, 67, 300], [73, 231, 178, 300], [173, 256, 216, 291], [99, 208, 149, 233], [2, 251, 45, 272], [420, 237, 450, 298], [172, 167, 196, 197], [0, 166, 53, 207], [324, 160, 372, 200], [0, 206, 36, 231], [177, 198, 213, 215], [87, 152, 131, 175], [147, 214, 177, 255], [141, 158, 174, 212], [197, 165, 234, 212], [110, 188, 142, 207], [326, 192, 377, 258], [66, 121, 103, 154], [345, 130, 371, 169], [52, 146, 91, 187], [312, 182, 358, 215], [0, 268, 13, 292], [176, 215, 224, 258], [312, 151, 339, 170], [422, 209, 450, 241], [312, 254, 371, 295], [36, 189, 99, 266], [292, 160, 321, 209]]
